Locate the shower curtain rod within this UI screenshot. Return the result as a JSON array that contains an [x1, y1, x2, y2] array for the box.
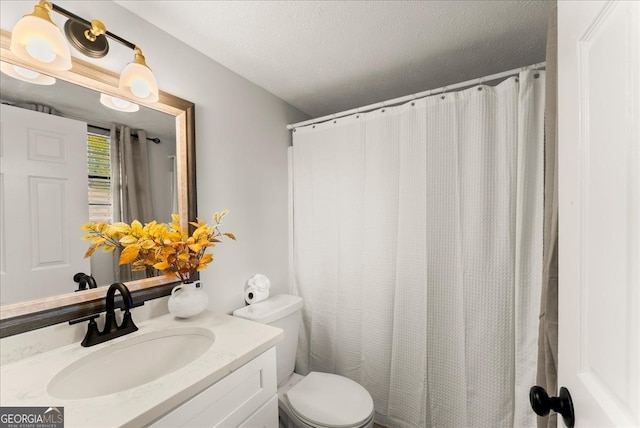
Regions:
[[287, 61, 546, 130]]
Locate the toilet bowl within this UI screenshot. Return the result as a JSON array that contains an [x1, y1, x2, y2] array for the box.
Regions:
[[277, 372, 374, 428], [233, 294, 375, 428]]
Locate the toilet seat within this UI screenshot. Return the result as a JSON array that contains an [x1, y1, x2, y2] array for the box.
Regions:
[[286, 372, 374, 428]]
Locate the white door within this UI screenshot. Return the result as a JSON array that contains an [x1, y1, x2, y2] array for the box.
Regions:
[[0, 104, 90, 304], [558, 1, 639, 427]]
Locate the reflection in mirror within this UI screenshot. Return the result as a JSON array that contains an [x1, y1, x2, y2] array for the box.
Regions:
[[0, 29, 196, 335], [1, 69, 177, 305]]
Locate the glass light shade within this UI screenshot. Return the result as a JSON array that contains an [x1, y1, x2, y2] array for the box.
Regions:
[[10, 14, 72, 71], [99, 93, 139, 112], [119, 62, 159, 102], [1, 61, 56, 85]]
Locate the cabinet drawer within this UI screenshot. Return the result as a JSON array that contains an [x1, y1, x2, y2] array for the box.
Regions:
[[238, 395, 278, 428], [150, 347, 277, 427]]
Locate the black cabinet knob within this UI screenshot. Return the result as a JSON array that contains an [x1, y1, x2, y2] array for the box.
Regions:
[[530, 386, 575, 428]]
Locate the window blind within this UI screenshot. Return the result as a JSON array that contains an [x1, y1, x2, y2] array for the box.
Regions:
[[87, 132, 112, 222]]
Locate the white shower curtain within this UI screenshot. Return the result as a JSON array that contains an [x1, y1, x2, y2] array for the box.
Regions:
[[292, 70, 544, 427]]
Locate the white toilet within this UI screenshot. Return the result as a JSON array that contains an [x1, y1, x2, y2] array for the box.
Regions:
[[233, 294, 375, 428]]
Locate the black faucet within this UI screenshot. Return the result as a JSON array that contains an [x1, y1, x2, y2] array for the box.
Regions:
[[73, 272, 97, 292], [74, 282, 139, 347]]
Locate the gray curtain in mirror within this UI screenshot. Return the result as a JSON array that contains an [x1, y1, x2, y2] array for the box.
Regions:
[[109, 125, 154, 282], [110, 125, 154, 223], [536, 6, 558, 428]]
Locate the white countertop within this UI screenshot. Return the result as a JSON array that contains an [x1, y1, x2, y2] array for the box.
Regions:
[[0, 310, 283, 427]]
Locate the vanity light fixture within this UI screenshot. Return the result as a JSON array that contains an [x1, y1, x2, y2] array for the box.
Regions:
[[9, 0, 159, 102], [99, 93, 140, 112], [0, 60, 56, 85]]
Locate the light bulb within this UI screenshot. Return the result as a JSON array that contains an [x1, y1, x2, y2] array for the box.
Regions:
[[110, 97, 131, 109], [130, 79, 151, 99], [24, 37, 56, 63], [13, 65, 40, 79], [100, 93, 139, 112]]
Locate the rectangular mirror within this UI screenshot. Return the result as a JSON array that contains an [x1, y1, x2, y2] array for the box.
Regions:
[[0, 29, 196, 337]]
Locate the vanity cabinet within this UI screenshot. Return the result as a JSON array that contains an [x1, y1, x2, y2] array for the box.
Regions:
[[150, 347, 278, 428]]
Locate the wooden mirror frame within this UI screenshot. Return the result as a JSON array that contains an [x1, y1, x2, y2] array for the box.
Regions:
[[0, 29, 197, 337]]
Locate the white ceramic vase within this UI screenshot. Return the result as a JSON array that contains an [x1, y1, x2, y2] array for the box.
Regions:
[[168, 280, 208, 318]]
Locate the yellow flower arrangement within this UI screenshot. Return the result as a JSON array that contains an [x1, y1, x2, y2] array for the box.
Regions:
[[81, 211, 236, 283]]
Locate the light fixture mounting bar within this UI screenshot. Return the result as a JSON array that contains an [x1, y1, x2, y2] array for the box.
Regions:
[[50, 2, 135, 51]]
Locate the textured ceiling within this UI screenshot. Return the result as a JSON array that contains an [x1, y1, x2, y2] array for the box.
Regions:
[[116, 0, 554, 118]]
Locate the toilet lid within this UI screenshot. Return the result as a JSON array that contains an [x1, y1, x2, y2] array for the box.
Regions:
[[286, 372, 374, 428]]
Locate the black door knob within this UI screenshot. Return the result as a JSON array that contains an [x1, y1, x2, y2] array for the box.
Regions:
[[530, 386, 575, 428]]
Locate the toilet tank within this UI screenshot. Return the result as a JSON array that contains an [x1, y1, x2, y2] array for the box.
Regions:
[[233, 294, 303, 385]]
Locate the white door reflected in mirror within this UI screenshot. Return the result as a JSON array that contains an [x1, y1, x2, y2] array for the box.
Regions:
[[0, 104, 90, 305]]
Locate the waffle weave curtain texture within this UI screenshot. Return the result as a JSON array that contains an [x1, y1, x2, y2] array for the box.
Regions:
[[292, 70, 545, 427]]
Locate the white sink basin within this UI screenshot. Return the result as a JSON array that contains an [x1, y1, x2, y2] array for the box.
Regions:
[[47, 327, 215, 399]]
